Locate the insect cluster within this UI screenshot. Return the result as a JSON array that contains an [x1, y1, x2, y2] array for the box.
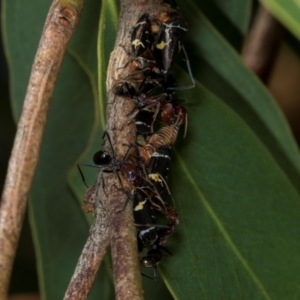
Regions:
[[83, 7, 193, 280]]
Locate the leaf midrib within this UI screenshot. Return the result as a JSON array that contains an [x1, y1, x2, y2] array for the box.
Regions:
[[175, 150, 272, 300]]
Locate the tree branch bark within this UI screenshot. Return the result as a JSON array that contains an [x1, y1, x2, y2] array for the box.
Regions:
[[105, 1, 175, 299], [64, 183, 110, 300], [0, 0, 84, 298], [65, 0, 181, 299]]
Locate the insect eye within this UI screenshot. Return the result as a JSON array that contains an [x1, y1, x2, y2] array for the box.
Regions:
[[93, 151, 111, 165]]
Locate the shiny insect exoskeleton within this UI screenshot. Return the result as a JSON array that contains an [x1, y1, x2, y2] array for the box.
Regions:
[[140, 243, 172, 280], [79, 132, 143, 188], [129, 84, 188, 136], [147, 145, 172, 202], [131, 14, 153, 59], [131, 11, 188, 78], [138, 207, 178, 280], [92, 149, 142, 187], [133, 187, 158, 246], [135, 107, 155, 136], [113, 10, 194, 97], [151, 11, 188, 78], [130, 91, 167, 135]]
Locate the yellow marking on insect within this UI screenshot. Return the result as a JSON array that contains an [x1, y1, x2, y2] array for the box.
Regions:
[[134, 200, 146, 211], [156, 40, 167, 49], [149, 173, 161, 182], [132, 39, 144, 48]]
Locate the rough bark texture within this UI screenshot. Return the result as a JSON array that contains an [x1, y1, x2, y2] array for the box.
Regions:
[[64, 183, 110, 300], [105, 1, 176, 299], [0, 0, 83, 298]]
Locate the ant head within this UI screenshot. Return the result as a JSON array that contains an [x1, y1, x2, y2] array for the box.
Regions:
[[93, 150, 112, 166], [140, 248, 163, 267]]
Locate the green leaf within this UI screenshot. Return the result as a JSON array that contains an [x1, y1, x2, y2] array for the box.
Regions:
[[3, 0, 114, 298], [4, 0, 300, 299], [260, 0, 300, 40], [161, 83, 300, 299], [177, 0, 300, 193], [184, 0, 251, 50], [213, 0, 252, 35]]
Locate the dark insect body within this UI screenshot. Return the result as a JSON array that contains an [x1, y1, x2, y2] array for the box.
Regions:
[[140, 241, 173, 280], [133, 188, 158, 246], [151, 11, 188, 78], [92, 148, 142, 187], [147, 145, 172, 202], [135, 108, 155, 136], [113, 10, 194, 98], [80, 7, 192, 282]]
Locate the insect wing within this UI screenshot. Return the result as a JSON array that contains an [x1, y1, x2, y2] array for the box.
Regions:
[[148, 146, 172, 200], [135, 108, 155, 136], [152, 12, 188, 76], [131, 14, 153, 57], [133, 188, 158, 245]]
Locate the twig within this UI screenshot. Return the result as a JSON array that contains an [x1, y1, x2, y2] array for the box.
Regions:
[[64, 184, 110, 300], [105, 1, 177, 298], [65, 1, 179, 299], [242, 4, 284, 82], [0, 0, 84, 297]]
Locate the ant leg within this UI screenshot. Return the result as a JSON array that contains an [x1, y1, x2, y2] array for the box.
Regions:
[[101, 130, 107, 139], [77, 164, 89, 188], [151, 102, 161, 133], [182, 45, 195, 88], [104, 132, 116, 158], [116, 172, 124, 188], [113, 184, 132, 213], [123, 143, 134, 160], [153, 266, 158, 281], [77, 162, 107, 185], [167, 45, 195, 91], [183, 111, 188, 139], [140, 265, 158, 281], [141, 272, 156, 281]]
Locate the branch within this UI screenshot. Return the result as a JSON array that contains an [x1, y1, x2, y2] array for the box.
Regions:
[[65, 1, 179, 299], [0, 0, 84, 297], [242, 4, 284, 82], [106, 1, 173, 299], [64, 184, 110, 300]]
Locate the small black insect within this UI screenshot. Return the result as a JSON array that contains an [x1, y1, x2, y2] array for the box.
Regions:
[[78, 132, 143, 188], [140, 243, 172, 280], [135, 108, 155, 136]]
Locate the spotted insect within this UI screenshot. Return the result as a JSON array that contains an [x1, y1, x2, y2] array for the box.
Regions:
[[133, 187, 158, 246]]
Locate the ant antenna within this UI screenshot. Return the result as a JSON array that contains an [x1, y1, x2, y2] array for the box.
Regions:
[[103, 131, 116, 158]]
